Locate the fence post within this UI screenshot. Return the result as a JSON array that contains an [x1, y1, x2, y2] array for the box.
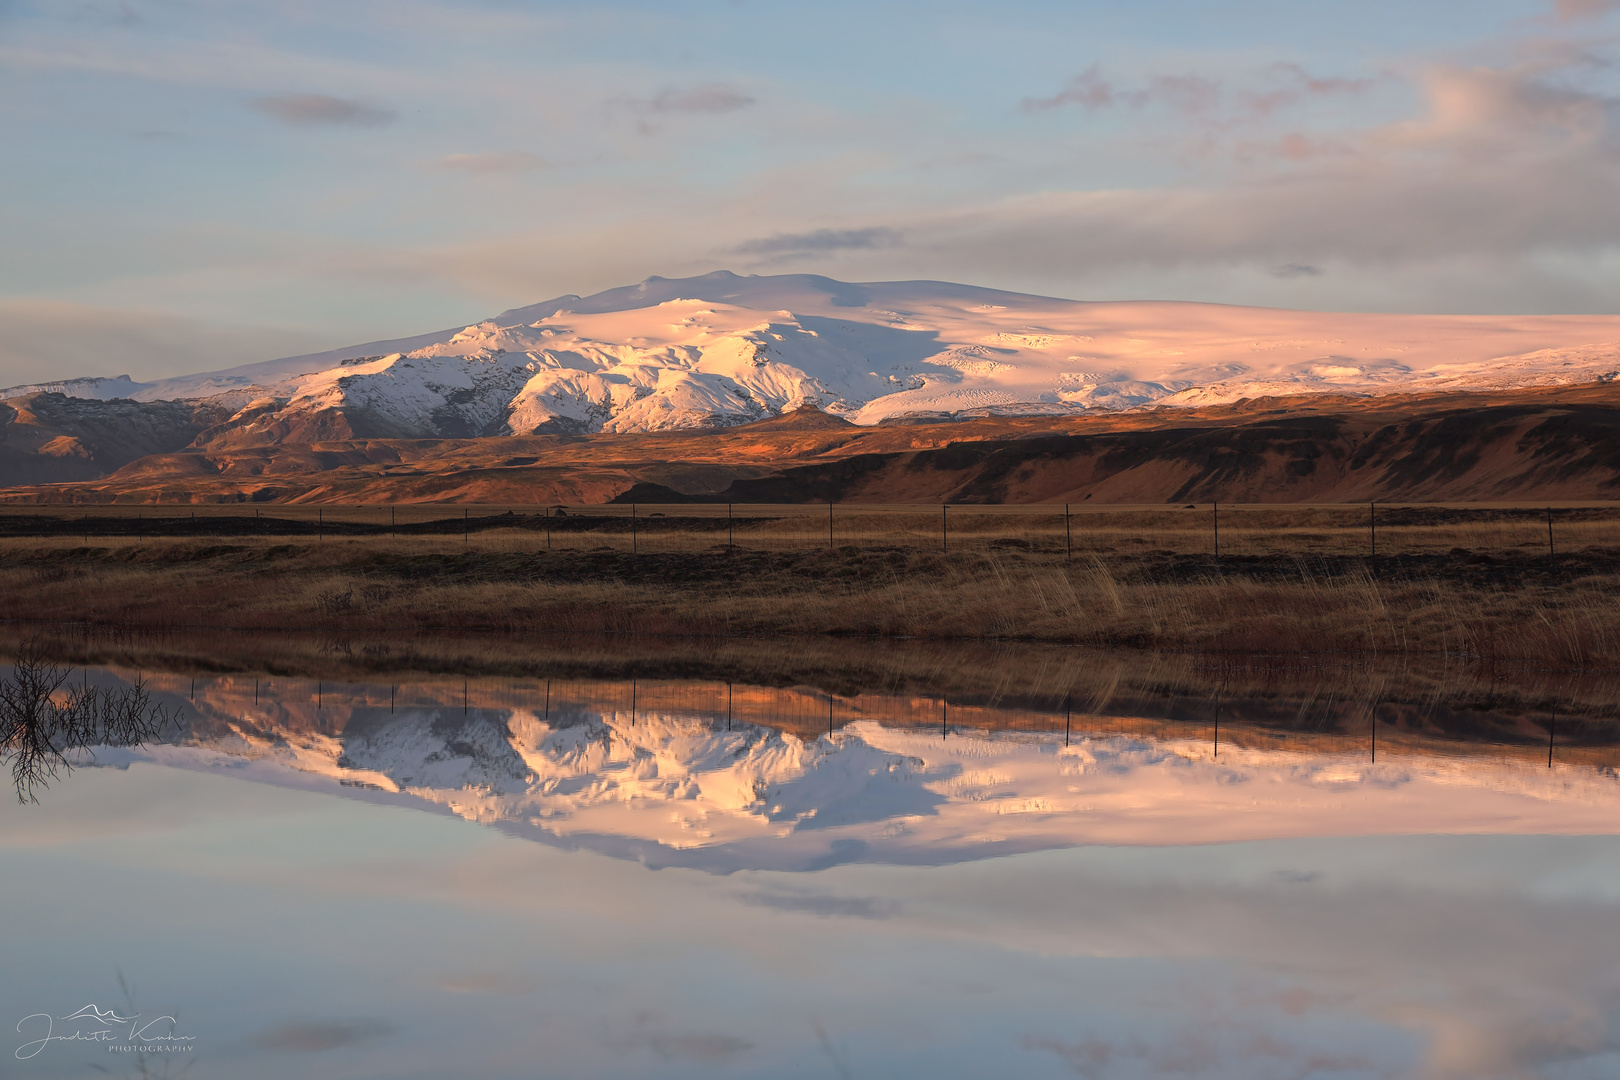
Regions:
[[828, 501, 834, 550], [1369, 501, 1376, 557], [1212, 501, 1219, 560], [942, 505, 948, 553], [631, 503, 637, 555], [728, 503, 733, 552], [1065, 504, 1071, 560], [1547, 506, 1555, 557]]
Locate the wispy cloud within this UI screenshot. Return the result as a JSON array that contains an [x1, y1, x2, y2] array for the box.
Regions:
[[1022, 1032, 1373, 1079], [251, 93, 396, 127], [1021, 63, 1374, 125], [611, 82, 755, 134], [733, 226, 902, 260], [1553, 0, 1620, 20], [1022, 66, 1219, 115], [641, 83, 755, 114]]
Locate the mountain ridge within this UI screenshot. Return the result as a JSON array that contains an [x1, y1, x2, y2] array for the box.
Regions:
[[7, 271, 1620, 444]]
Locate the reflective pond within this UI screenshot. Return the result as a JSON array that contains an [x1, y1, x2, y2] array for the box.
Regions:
[[5, 653, 1620, 1079]]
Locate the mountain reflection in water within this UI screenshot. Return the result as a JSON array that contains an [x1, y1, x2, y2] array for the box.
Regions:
[[10, 648, 1620, 1080], [62, 667, 1620, 870]]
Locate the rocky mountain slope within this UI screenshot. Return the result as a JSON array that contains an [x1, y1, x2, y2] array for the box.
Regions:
[[0, 393, 230, 486]]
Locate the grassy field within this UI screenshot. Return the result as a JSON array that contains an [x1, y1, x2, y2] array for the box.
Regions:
[[4, 501, 1620, 557], [3, 503, 1619, 669]]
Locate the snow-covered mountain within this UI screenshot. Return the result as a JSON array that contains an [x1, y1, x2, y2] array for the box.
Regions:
[[9, 271, 1620, 437]]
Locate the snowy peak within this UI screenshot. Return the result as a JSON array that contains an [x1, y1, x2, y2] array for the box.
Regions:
[[13, 272, 1620, 438]]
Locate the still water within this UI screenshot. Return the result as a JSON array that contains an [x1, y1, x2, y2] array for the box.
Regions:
[[4, 660, 1620, 1079]]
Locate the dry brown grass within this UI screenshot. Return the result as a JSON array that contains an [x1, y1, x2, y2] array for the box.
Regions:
[[2, 513, 1619, 670]]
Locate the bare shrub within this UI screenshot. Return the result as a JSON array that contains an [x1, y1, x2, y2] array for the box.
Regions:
[[0, 639, 179, 802], [316, 587, 355, 615]]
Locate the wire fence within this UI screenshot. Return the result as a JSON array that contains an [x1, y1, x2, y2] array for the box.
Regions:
[[4, 501, 1620, 559], [116, 669, 1620, 767]]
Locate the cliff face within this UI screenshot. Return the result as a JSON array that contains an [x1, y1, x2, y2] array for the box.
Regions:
[[2, 384, 1619, 504]]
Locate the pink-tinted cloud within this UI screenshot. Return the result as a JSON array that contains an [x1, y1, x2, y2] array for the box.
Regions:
[[1553, 0, 1620, 20], [908, 55, 1620, 284], [1384, 61, 1614, 156]]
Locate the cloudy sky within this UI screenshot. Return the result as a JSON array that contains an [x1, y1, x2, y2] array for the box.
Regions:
[[3, 0, 1620, 383]]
